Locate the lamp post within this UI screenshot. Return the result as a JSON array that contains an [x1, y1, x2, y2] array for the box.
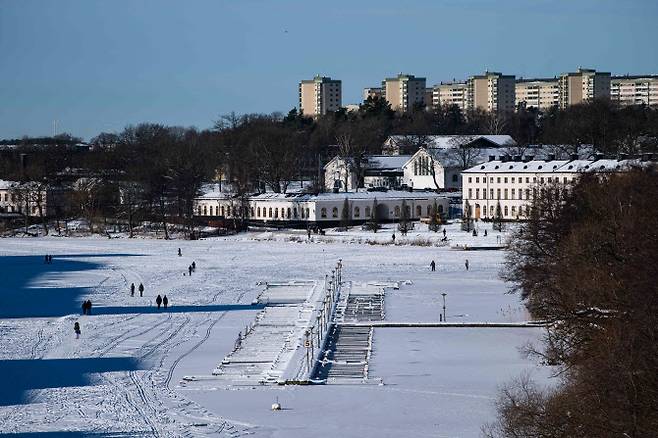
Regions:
[[441, 293, 447, 322]]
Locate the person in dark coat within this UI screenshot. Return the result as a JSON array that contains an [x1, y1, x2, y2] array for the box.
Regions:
[[442, 228, 446, 237], [307, 228, 311, 239], [81, 301, 87, 315], [392, 233, 396, 243], [484, 229, 488, 237], [192, 261, 196, 271], [465, 259, 469, 271], [87, 300, 92, 315], [138, 283, 144, 297], [130, 283, 135, 297], [430, 260, 436, 272], [178, 248, 182, 257], [162, 295, 168, 308], [156, 295, 162, 309], [188, 265, 193, 276], [74, 322, 81, 339]]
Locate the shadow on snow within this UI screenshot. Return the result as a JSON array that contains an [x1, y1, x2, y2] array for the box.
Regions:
[[91, 303, 263, 315], [0, 357, 144, 406], [0, 432, 155, 437]]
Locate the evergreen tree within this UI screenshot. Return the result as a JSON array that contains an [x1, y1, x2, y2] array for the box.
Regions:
[[366, 198, 379, 232], [461, 200, 473, 232], [493, 201, 505, 232], [429, 200, 441, 232], [340, 197, 351, 230]]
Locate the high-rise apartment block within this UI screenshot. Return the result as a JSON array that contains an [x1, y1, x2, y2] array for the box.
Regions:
[[299, 75, 342, 117], [558, 68, 610, 109], [382, 74, 428, 112], [466, 72, 516, 112], [515, 78, 559, 110], [611, 75, 658, 107], [433, 82, 468, 111]]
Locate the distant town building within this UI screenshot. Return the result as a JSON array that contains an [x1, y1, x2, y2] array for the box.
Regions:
[[363, 87, 383, 101], [433, 81, 468, 111], [324, 150, 445, 192], [558, 68, 610, 109], [461, 156, 655, 221], [466, 71, 516, 112], [611, 75, 658, 107], [382, 74, 429, 112], [515, 78, 559, 110], [0, 180, 69, 217], [194, 188, 451, 225], [299, 75, 342, 117]]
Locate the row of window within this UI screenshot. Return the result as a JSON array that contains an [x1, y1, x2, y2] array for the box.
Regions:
[[413, 156, 432, 176], [197, 203, 445, 219], [467, 187, 537, 201], [472, 203, 529, 218], [467, 175, 573, 185]]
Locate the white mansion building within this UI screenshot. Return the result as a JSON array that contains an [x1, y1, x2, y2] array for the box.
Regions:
[[461, 156, 655, 220]]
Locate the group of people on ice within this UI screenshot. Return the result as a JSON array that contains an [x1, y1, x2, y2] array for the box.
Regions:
[[130, 282, 144, 297], [44, 254, 54, 264]]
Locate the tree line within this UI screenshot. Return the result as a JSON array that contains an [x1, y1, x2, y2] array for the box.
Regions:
[[485, 168, 658, 437]]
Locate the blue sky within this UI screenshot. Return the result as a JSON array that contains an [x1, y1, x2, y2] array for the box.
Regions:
[[1, 0, 657, 140]]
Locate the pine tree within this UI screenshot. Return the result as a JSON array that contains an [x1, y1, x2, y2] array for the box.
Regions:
[[461, 199, 473, 232], [398, 199, 410, 234], [429, 200, 441, 232], [340, 197, 351, 230], [493, 201, 505, 232], [367, 198, 379, 232]]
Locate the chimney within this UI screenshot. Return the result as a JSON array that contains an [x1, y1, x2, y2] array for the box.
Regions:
[[488, 155, 496, 162]]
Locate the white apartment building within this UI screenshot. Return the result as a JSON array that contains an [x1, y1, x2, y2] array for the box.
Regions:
[[461, 157, 650, 220], [433, 81, 467, 110], [363, 87, 383, 101], [558, 68, 610, 109], [515, 78, 559, 110], [299, 75, 342, 117], [466, 71, 516, 112], [611, 75, 658, 107], [382, 74, 428, 112], [0, 180, 68, 217]]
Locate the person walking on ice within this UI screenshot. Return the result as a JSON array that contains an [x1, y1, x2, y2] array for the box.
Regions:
[[156, 295, 162, 309], [130, 283, 135, 297], [163, 295, 168, 309], [138, 283, 144, 297], [191, 261, 196, 271], [178, 248, 182, 257], [430, 260, 436, 272], [188, 265, 193, 276], [465, 259, 469, 271], [74, 322, 81, 339]]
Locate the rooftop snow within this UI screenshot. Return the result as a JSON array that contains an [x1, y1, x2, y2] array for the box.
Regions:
[[463, 158, 649, 174]]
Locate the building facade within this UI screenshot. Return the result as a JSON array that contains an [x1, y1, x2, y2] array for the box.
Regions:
[[611, 75, 658, 107], [461, 157, 651, 221], [466, 71, 516, 112], [558, 68, 611, 109], [363, 87, 383, 101], [194, 190, 451, 226], [433, 82, 468, 110], [382, 74, 428, 112], [515, 78, 559, 110], [299, 75, 342, 117]]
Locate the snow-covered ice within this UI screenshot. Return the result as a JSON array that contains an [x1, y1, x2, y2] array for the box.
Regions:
[[0, 221, 553, 437]]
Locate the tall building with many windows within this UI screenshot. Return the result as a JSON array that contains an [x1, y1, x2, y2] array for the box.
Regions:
[[466, 71, 516, 112], [433, 81, 468, 110], [558, 68, 610, 109], [299, 75, 342, 117], [382, 74, 427, 112], [611, 75, 658, 107], [515, 78, 559, 110]]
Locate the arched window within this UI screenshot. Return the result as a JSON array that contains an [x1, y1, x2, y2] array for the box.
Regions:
[[511, 206, 517, 217], [301, 208, 305, 219], [332, 207, 338, 218], [490, 206, 494, 215], [293, 208, 298, 218], [203, 205, 207, 215], [198, 206, 202, 215], [427, 205, 431, 216], [287, 208, 291, 219], [365, 206, 370, 217], [250, 207, 254, 217], [210, 206, 215, 216], [257, 207, 261, 217], [354, 206, 360, 217], [274, 208, 279, 218], [416, 205, 422, 217], [504, 206, 509, 216], [405, 205, 411, 217], [306, 208, 309, 218], [413, 161, 418, 176], [321, 208, 327, 218], [394, 206, 400, 217], [268, 207, 273, 218], [438, 204, 444, 213]]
